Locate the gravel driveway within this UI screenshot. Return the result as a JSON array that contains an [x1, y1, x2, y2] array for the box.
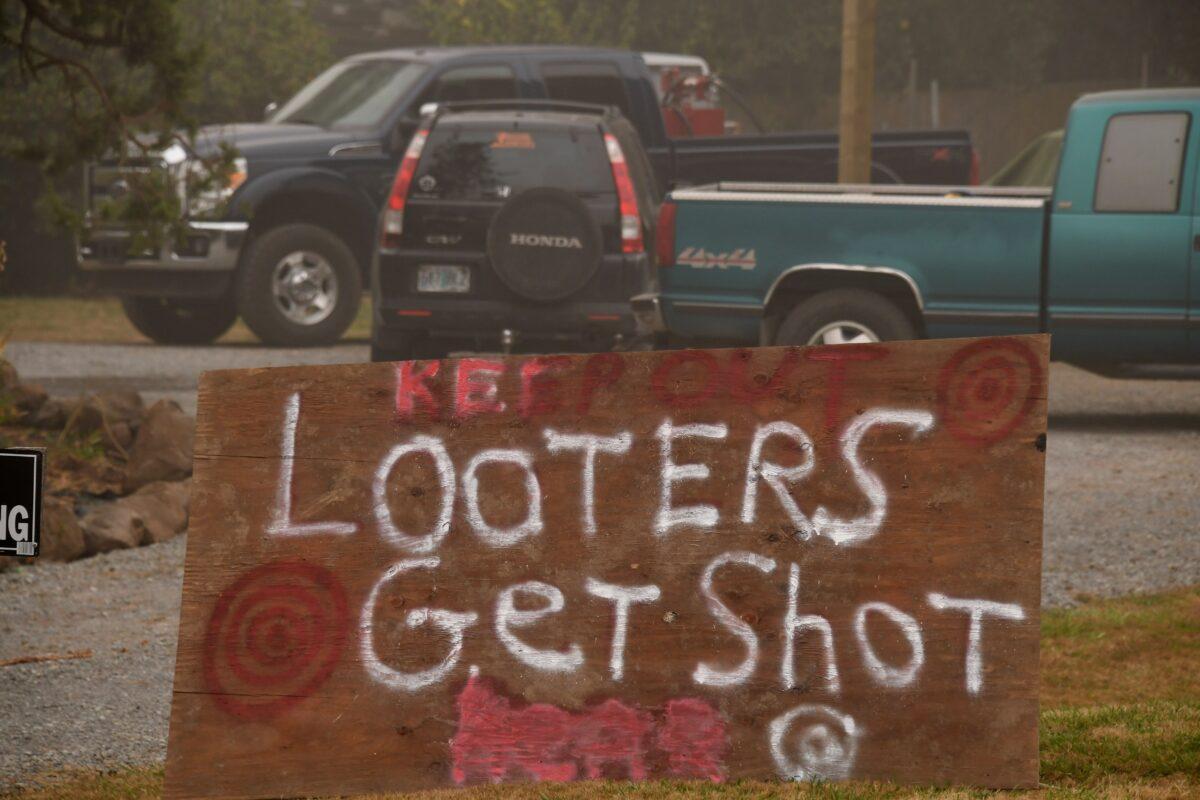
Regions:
[[5, 341, 368, 416], [2, 342, 1198, 787]]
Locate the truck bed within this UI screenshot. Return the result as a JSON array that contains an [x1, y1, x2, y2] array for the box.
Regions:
[[663, 181, 1050, 342], [665, 130, 979, 188]]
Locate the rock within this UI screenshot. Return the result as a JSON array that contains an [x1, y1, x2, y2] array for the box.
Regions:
[[0, 367, 41, 422], [80, 503, 148, 554], [107, 420, 134, 452], [70, 400, 105, 435], [120, 479, 189, 544], [9, 382, 48, 416], [30, 397, 74, 429], [59, 391, 143, 437], [84, 390, 145, 431], [25, 391, 143, 435], [123, 400, 194, 492], [77, 478, 190, 554], [0, 358, 18, 392], [39, 497, 86, 562]]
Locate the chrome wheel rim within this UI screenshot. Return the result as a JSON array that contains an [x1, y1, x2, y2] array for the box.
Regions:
[[271, 250, 337, 326], [807, 320, 880, 346]]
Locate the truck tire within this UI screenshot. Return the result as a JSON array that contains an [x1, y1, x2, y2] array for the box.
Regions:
[[775, 289, 916, 346], [121, 296, 237, 345], [486, 188, 603, 302], [236, 223, 362, 347]]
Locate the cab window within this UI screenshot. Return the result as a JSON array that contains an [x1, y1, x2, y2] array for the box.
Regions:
[[541, 62, 632, 115], [1094, 112, 1189, 213], [429, 65, 519, 102]]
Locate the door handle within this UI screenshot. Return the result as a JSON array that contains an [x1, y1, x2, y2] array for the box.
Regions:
[[1194, 234, 1200, 252]]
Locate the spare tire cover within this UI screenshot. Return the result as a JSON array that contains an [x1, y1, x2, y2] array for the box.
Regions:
[[486, 187, 603, 302]]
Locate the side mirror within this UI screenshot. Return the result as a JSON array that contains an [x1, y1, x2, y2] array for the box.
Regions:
[[263, 100, 278, 120]]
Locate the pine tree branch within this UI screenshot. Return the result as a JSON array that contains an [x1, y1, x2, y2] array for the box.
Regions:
[[18, 0, 123, 48]]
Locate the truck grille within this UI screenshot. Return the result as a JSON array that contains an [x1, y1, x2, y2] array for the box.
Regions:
[[88, 239, 133, 261], [86, 158, 174, 221]]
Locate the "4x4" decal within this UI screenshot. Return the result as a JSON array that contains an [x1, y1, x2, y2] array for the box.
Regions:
[[677, 246, 756, 270]]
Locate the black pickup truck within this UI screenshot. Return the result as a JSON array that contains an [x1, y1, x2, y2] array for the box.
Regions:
[[79, 45, 976, 346]]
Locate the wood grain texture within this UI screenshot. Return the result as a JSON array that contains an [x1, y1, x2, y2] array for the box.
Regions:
[[165, 336, 1048, 799]]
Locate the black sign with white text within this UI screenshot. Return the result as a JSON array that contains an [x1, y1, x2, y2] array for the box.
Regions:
[[0, 448, 43, 557]]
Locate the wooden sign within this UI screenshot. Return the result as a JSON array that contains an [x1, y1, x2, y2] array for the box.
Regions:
[[166, 335, 1048, 799]]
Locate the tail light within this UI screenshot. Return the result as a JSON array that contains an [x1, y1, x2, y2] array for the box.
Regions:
[[603, 133, 644, 254], [655, 201, 677, 267], [380, 128, 429, 248], [969, 147, 981, 186]]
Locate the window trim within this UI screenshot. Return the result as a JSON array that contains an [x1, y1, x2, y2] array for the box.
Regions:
[[1092, 111, 1191, 215]]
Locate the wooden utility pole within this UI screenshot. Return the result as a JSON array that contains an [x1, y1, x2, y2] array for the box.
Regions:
[[838, 0, 877, 184]]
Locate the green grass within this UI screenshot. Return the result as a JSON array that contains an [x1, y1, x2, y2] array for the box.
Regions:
[[1040, 702, 1200, 783], [1040, 588, 1200, 708], [0, 295, 371, 344], [0, 767, 164, 800], [6, 770, 1196, 800], [5, 589, 1198, 800]]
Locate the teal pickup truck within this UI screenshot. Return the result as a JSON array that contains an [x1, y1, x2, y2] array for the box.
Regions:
[[634, 89, 1200, 365]]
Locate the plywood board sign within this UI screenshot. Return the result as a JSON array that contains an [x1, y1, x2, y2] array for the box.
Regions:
[[166, 335, 1048, 799]]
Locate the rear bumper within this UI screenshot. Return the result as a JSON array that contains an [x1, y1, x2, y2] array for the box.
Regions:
[[375, 296, 637, 343], [373, 249, 647, 346]]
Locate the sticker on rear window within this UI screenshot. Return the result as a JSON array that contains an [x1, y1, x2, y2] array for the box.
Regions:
[[491, 131, 535, 149]]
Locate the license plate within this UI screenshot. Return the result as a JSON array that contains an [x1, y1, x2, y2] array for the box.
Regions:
[[417, 264, 470, 293]]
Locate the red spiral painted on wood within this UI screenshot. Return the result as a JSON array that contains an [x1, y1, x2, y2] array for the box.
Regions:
[[202, 561, 348, 720], [936, 339, 1043, 446]]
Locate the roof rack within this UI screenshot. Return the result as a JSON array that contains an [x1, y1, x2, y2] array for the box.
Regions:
[[422, 99, 617, 118]]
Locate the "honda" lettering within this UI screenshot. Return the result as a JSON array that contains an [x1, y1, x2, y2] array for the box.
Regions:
[[510, 233, 583, 249]]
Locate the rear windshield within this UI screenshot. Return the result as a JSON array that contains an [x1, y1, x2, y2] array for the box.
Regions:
[[413, 123, 613, 201]]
